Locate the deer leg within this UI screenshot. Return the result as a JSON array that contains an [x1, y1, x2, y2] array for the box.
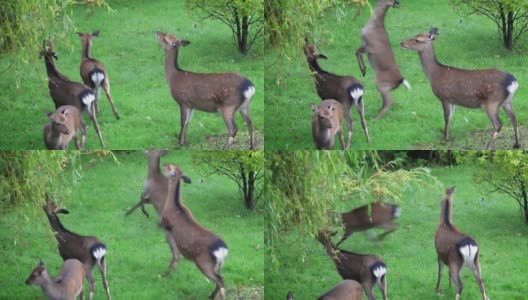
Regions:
[[238, 104, 254, 150], [79, 120, 87, 149], [355, 46, 367, 77], [377, 222, 399, 240], [375, 82, 395, 119], [89, 100, 106, 148], [221, 108, 238, 150], [342, 101, 353, 149], [99, 256, 111, 300], [80, 287, 85, 300], [85, 264, 95, 300], [449, 262, 463, 300], [126, 192, 150, 217], [94, 85, 101, 115], [178, 106, 193, 146], [196, 256, 225, 300], [102, 78, 120, 120], [441, 102, 455, 141], [163, 233, 181, 277], [362, 282, 376, 300], [484, 103, 502, 150], [471, 256, 489, 300], [380, 274, 388, 300], [435, 257, 444, 294], [356, 96, 371, 143], [501, 100, 520, 148]]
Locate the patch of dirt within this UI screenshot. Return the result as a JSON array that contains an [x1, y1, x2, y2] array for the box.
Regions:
[[227, 285, 264, 300], [206, 129, 265, 150]]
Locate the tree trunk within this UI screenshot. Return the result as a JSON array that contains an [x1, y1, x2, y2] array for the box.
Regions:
[[245, 170, 255, 210], [239, 16, 249, 54], [506, 12, 514, 50]]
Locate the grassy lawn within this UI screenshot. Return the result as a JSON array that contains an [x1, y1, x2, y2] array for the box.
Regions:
[[265, 165, 528, 299], [265, 0, 528, 150], [0, 1, 264, 150], [0, 151, 264, 299]]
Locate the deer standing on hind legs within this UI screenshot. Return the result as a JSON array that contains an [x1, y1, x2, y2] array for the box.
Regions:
[[156, 31, 256, 150], [304, 38, 370, 146], [435, 187, 489, 300], [77, 30, 120, 120], [356, 0, 411, 119], [39, 40, 106, 148], [401, 28, 520, 150]]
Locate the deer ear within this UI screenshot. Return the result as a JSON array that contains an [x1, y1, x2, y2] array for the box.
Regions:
[[182, 175, 192, 184], [180, 40, 190, 46], [77, 32, 84, 38], [92, 30, 100, 37], [39, 259, 45, 266], [56, 208, 69, 214], [311, 104, 318, 113], [160, 150, 168, 157], [317, 54, 328, 59]]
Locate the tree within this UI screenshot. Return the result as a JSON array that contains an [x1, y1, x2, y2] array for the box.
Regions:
[[450, 0, 528, 50], [185, 0, 264, 54], [192, 151, 264, 210], [460, 150, 528, 223]]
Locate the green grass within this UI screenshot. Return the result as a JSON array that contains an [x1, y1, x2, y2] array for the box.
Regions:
[[265, 165, 528, 299], [0, 1, 264, 150], [0, 151, 264, 299], [265, 0, 528, 150]]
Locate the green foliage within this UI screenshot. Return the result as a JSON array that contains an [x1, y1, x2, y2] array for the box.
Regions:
[[264, 150, 441, 265], [185, 0, 264, 53], [458, 150, 528, 223], [450, 0, 528, 49], [192, 151, 264, 209]]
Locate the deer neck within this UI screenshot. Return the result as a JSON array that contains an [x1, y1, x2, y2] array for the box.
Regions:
[[373, 3, 389, 25], [39, 273, 64, 299], [44, 57, 60, 78], [165, 48, 183, 76], [440, 198, 453, 227], [147, 154, 162, 179], [418, 45, 443, 82], [45, 213, 73, 241], [82, 40, 92, 60], [307, 59, 327, 77]]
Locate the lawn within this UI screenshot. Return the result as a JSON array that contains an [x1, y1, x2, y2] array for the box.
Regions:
[[265, 0, 528, 150], [0, 151, 264, 299], [265, 164, 528, 299], [0, 1, 264, 150]]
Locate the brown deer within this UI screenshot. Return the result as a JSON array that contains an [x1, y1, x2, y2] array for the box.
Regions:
[[304, 39, 370, 145], [39, 40, 106, 148], [160, 163, 228, 300], [356, 0, 410, 119], [336, 201, 401, 246], [77, 30, 120, 120], [286, 281, 363, 300], [435, 187, 489, 300], [312, 99, 347, 150], [156, 31, 255, 149], [43, 198, 111, 300], [44, 105, 87, 150], [401, 28, 520, 149], [26, 259, 86, 300], [317, 229, 388, 300]]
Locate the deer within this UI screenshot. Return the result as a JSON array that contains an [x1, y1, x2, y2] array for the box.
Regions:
[[317, 229, 388, 300], [44, 105, 87, 150], [77, 30, 120, 120], [156, 31, 256, 150], [43, 198, 111, 300], [434, 187, 489, 300], [312, 99, 346, 150], [125, 150, 181, 277], [286, 281, 363, 300], [335, 201, 401, 247], [304, 38, 370, 146], [26, 259, 86, 300], [401, 28, 520, 150], [160, 163, 228, 300], [39, 40, 106, 148], [356, 0, 411, 119]]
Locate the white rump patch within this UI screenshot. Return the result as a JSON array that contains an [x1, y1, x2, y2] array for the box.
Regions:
[[459, 244, 478, 264], [91, 72, 105, 86], [350, 88, 364, 101], [507, 81, 519, 95], [403, 79, 412, 90], [92, 247, 106, 260], [213, 247, 228, 263], [394, 206, 402, 218], [82, 93, 96, 108], [372, 265, 386, 279], [243, 85, 256, 102]]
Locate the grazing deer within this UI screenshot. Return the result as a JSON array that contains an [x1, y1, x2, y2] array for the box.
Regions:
[[304, 38, 370, 145], [160, 163, 228, 300], [43, 198, 111, 300], [39, 40, 106, 148], [26, 259, 86, 300], [356, 0, 410, 119], [125, 150, 181, 277], [401, 28, 520, 150], [312, 99, 346, 150], [44, 105, 87, 150], [435, 187, 489, 300], [156, 31, 256, 149], [318, 280, 364, 300], [317, 229, 388, 300], [336, 201, 401, 246], [77, 30, 120, 120]]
